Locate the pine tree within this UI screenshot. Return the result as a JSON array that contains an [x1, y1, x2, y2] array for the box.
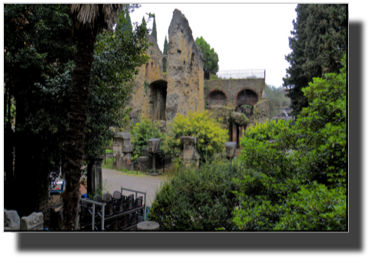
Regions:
[[151, 15, 157, 41], [142, 16, 147, 28], [163, 35, 168, 72], [283, 4, 347, 116]]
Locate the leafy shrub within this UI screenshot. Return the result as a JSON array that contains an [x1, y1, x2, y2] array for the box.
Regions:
[[162, 110, 228, 161], [148, 158, 253, 230], [130, 115, 164, 159], [233, 55, 347, 230]]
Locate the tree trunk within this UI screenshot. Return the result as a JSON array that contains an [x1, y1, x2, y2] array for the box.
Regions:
[[63, 28, 96, 230]]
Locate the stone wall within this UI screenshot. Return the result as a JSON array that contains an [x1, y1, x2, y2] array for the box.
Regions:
[[129, 35, 167, 122], [205, 78, 265, 108]]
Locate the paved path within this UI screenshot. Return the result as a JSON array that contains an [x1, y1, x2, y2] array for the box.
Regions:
[[101, 168, 165, 207]]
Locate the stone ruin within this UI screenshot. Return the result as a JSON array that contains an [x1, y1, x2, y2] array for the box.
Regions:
[[180, 136, 201, 167], [113, 132, 134, 171], [4, 209, 44, 231], [111, 9, 272, 170], [128, 9, 205, 131]]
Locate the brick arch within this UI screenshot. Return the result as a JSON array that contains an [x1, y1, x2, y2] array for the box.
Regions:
[[206, 89, 228, 106], [234, 87, 260, 108]]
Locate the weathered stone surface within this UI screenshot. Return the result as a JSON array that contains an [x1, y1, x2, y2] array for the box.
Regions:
[[137, 156, 151, 172], [204, 78, 265, 107], [231, 112, 249, 127], [122, 144, 134, 153], [115, 132, 131, 140], [208, 105, 234, 129], [4, 209, 20, 230], [166, 9, 205, 123], [137, 221, 160, 231], [180, 136, 201, 167], [147, 138, 161, 153], [225, 142, 237, 159], [21, 212, 44, 231]]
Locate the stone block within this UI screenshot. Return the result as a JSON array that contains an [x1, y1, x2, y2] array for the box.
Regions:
[[147, 138, 161, 153], [114, 132, 131, 140], [122, 144, 134, 153], [21, 212, 44, 231], [180, 136, 197, 150], [4, 209, 20, 230]]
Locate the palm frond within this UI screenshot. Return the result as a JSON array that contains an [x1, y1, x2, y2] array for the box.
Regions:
[[70, 4, 124, 31]]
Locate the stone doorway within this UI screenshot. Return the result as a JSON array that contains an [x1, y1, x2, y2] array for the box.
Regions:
[[149, 80, 167, 121]]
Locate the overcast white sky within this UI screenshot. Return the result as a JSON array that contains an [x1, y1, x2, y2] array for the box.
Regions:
[[129, 3, 297, 87]]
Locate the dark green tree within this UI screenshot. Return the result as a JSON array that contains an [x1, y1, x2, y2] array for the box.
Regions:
[[4, 4, 75, 216], [115, 4, 133, 35], [151, 15, 157, 41], [283, 4, 347, 116], [162, 35, 168, 73], [142, 16, 147, 28], [195, 36, 219, 75]]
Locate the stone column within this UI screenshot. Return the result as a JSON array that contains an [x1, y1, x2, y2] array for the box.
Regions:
[[112, 133, 134, 170]]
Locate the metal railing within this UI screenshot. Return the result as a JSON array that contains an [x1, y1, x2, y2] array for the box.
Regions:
[[216, 69, 266, 79], [79, 198, 106, 231], [121, 187, 147, 222]]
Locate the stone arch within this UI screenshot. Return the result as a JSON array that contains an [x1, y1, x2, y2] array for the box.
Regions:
[[149, 80, 167, 121], [235, 88, 259, 108], [206, 89, 228, 107]]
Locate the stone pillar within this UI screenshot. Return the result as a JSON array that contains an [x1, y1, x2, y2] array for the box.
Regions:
[[180, 136, 201, 167], [112, 133, 134, 170], [21, 212, 44, 230]]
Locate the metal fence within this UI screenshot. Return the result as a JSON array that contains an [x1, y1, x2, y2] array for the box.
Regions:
[[216, 69, 266, 80]]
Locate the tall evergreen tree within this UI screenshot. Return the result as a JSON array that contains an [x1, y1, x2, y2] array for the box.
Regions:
[[116, 4, 132, 35], [142, 16, 147, 28], [151, 15, 157, 41], [163, 35, 168, 72], [283, 4, 347, 116]]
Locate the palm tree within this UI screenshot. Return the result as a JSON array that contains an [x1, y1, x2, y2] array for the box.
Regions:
[[63, 4, 124, 230]]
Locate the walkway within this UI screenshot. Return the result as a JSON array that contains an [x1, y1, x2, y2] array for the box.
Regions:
[[101, 168, 165, 207]]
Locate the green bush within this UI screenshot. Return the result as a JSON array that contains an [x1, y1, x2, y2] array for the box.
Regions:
[[162, 110, 229, 161], [233, 55, 347, 230], [130, 115, 164, 159], [148, 158, 253, 230]]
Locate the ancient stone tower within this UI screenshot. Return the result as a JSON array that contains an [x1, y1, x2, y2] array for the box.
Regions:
[[165, 9, 205, 121], [129, 9, 205, 130]]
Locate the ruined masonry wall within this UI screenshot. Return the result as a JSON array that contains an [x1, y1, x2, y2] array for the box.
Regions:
[[204, 79, 265, 107], [166, 9, 205, 122]]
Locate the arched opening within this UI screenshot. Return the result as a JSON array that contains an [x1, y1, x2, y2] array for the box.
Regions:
[[206, 90, 227, 108], [149, 80, 167, 121], [236, 89, 258, 107], [232, 89, 258, 148]]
